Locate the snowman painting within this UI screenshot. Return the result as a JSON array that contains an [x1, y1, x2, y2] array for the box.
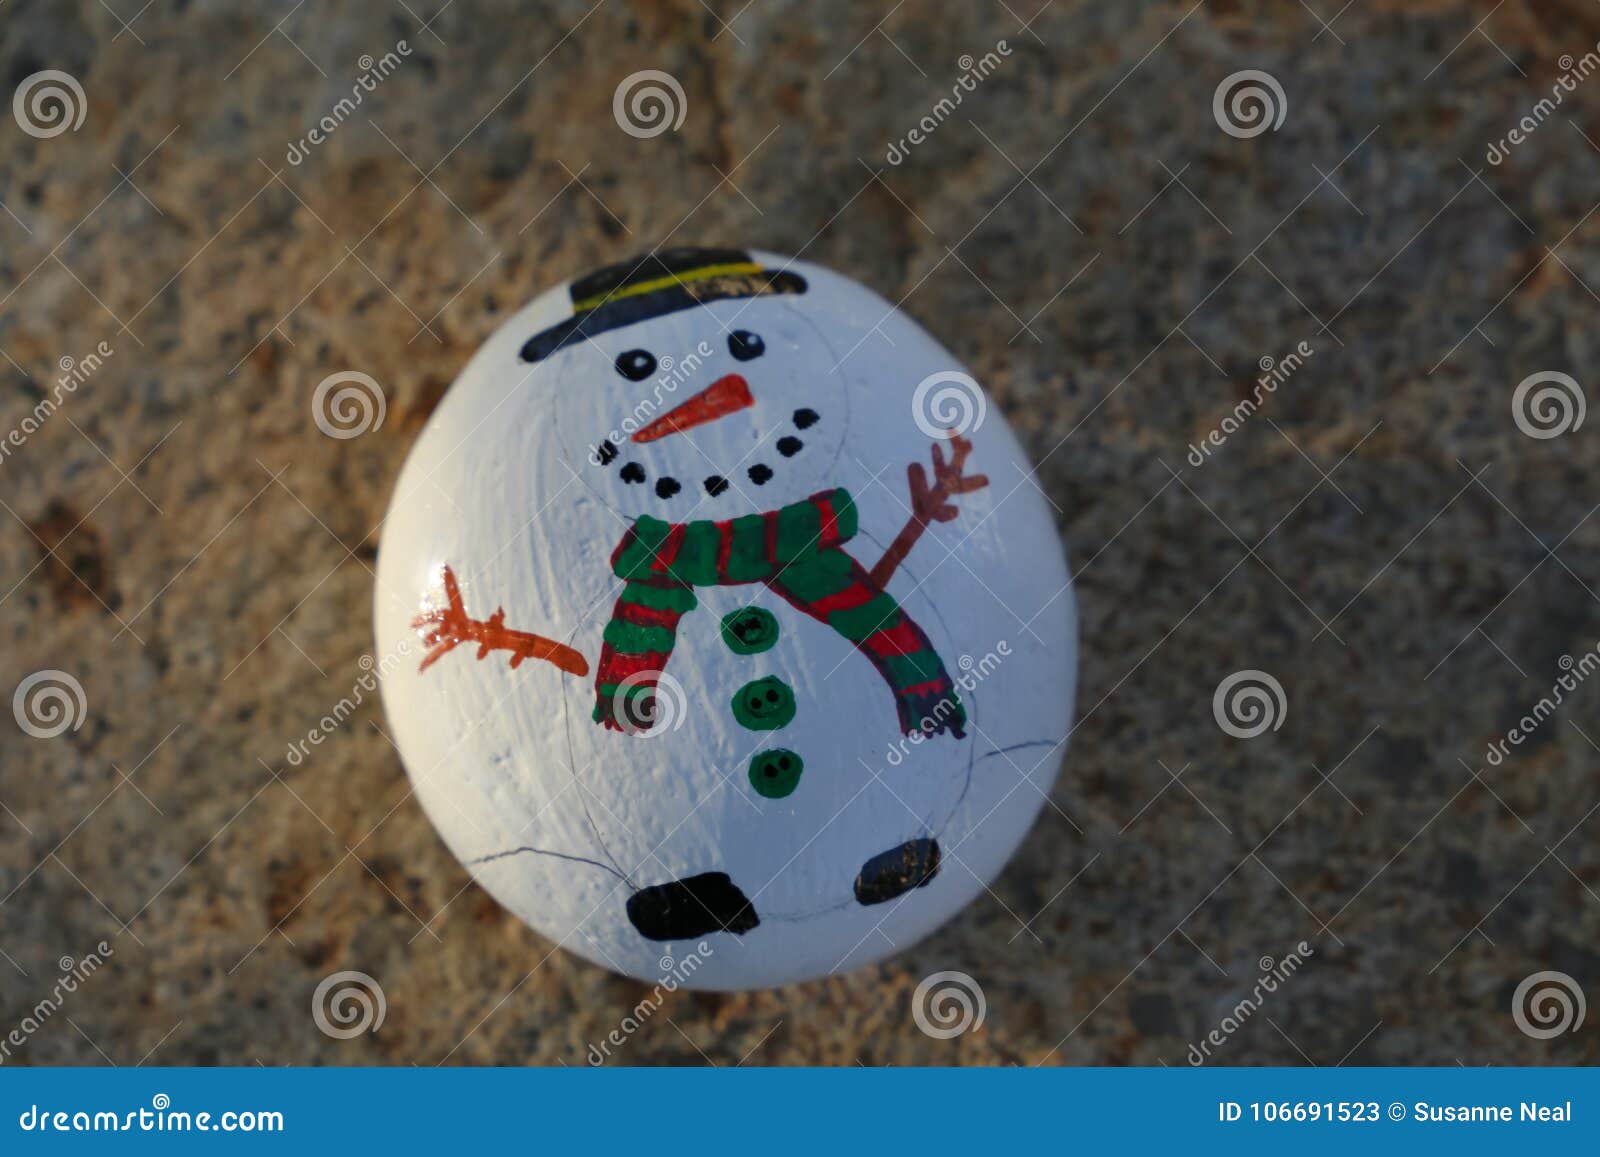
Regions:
[[375, 248, 1077, 989]]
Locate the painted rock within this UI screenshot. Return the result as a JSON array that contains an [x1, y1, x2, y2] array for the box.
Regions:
[[375, 247, 1077, 989]]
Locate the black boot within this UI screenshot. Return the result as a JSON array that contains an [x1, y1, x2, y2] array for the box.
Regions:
[[853, 837, 940, 905], [626, 872, 760, 940]]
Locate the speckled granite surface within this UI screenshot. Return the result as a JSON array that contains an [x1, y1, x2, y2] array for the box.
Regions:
[[1, 0, 1598, 1065]]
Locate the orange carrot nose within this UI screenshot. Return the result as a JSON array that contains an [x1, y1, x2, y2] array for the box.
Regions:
[[631, 373, 754, 443]]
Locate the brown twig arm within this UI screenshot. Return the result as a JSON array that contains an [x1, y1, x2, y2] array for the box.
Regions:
[[411, 565, 590, 677], [868, 431, 990, 589]]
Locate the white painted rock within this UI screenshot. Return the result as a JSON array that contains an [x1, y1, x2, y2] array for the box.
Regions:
[[375, 248, 1076, 989]]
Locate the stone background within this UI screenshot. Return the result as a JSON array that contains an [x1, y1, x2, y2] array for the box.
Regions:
[[2, 0, 1599, 1065]]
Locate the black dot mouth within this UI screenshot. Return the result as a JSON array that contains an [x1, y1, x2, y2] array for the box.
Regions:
[[628, 407, 820, 501]]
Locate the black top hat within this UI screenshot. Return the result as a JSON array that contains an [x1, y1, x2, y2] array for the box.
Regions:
[[519, 247, 807, 363]]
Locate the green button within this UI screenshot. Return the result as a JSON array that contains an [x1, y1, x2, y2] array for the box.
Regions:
[[731, 676, 796, 730], [720, 606, 779, 654], [749, 749, 803, 798]]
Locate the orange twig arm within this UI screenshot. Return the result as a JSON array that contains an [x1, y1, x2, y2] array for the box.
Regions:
[[411, 565, 589, 677], [868, 431, 989, 590]]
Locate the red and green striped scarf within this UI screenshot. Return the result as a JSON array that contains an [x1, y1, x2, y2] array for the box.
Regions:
[[595, 488, 964, 739]]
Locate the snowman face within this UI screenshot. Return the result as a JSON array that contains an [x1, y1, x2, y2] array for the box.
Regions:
[[549, 296, 849, 521]]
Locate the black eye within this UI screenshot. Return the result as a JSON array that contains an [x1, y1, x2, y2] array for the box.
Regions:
[[615, 349, 657, 381], [728, 330, 765, 361]]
